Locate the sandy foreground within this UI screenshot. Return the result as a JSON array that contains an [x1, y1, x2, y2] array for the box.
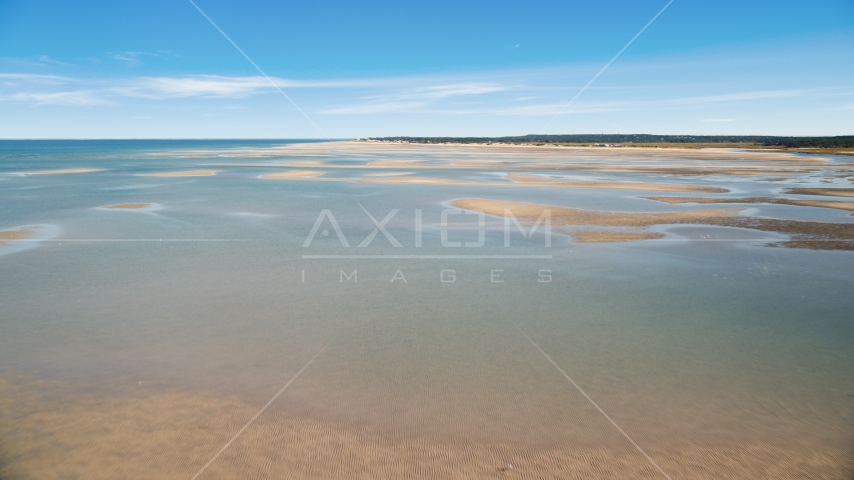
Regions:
[[0, 377, 850, 480]]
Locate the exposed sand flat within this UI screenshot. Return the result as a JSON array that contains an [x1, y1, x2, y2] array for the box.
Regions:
[[259, 170, 325, 179], [644, 196, 854, 214], [173, 140, 829, 162], [357, 175, 731, 193], [0, 227, 36, 242], [142, 169, 220, 177], [366, 159, 426, 167], [282, 160, 328, 167], [105, 203, 152, 209], [784, 187, 854, 198], [15, 168, 103, 175], [573, 231, 665, 243], [506, 173, 728, 193], [452, 198, 854, 250], [452, 198, 739, 227], [211, 141, 823, 162], [179, 142, 854, 181], [1, 227, 39, 249], [357, 176, 482, 186], [779, 199, 854, 213], [364, 172, 414, 177], [1, 378, 850, 480], [551, 165, 817, 176]]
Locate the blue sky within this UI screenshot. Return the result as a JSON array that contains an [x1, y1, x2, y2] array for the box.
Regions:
[[1, 0, 852, 138]]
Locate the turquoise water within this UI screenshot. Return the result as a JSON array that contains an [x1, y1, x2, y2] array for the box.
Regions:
[[0, 140, 852, 478]]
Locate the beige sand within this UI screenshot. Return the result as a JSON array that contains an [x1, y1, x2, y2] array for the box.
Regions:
[[0, 377, 849, 480], [259, 170, 325, 180], [452, 198, 738, 227], [506, 173, 728, 193], [356, 175, 732, 194], [573, 231, 665, 243], [105, 203, 152, 209], [452, 198, 854, 250], [784, 188, 854, 198], [283, 161, 328, 167], [643, 196, 854, 214], [357, 176, 481, 186], [142, 170, 220, 177], [364, 172, 414, 177], [0, 227, 38, 247], [15, 168, 103, 175]]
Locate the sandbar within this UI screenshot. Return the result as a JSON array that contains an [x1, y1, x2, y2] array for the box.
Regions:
[[364, 172, 414, 177], [15, 168, 103, 175], [573, 231, 665, 243], [357, 175, 731, 193], [452, 198, 737, 227], [1, 227, 39, 248], [105, 203, 152, 209], [643, 196, 854, 214], [783, 188, 854, 198], [260, 171, 325, 180], [506, 173, 728, 193], [142, 170, 220, 177], [452, 198, 854, 250]]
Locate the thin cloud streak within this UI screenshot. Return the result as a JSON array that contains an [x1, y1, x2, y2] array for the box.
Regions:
[[0, 70, 842, 118]]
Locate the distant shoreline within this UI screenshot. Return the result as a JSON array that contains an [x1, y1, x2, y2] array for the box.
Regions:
[[360, 134, 854, 155]]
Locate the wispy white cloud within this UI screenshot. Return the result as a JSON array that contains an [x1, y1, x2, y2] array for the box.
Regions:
[[1, 56, 74, 68], [667, 90, 802, 105], [37, 55, 72, 67], [0, 74, 388, 105], [322, 83, 510, 114], [108, 51, 163, 66], [0, 68, 845, 119], [2, 90, 111, 107], [0, 73, 72, 86]]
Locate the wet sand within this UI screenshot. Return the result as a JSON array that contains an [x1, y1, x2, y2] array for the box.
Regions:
[[506, 173, 728, 193], [452, 198, 854, 249], [644, 196, 854, 214], [260, 170, 325, 179], [784, 188, 854, 198], [14, 168, 103, 175], [452, 198, 739, 228], [1, 377, 850, 480], [0, 226, 37, 242], [573, 231, 665, 243], [105, 203, 152, 209], [142, 170, 220, 177], [355, 174, 731, 193], [196, 141, 846, 178]]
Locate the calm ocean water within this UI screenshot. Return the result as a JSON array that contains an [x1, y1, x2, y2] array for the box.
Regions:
[[1, 140, 852, 478]]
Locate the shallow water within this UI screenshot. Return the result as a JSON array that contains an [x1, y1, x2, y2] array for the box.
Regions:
[[0, 140, 852, 478]]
